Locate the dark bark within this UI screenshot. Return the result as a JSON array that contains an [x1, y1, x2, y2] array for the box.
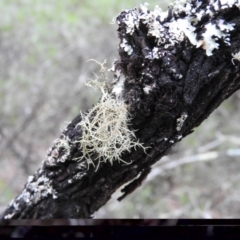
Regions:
[[1, 0, 240, 219]]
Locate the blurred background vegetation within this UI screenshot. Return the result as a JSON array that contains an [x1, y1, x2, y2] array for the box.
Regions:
[[1, 0, 240, 218]]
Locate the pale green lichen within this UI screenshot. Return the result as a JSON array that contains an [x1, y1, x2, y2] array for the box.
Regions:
[[75, 61, 148, 170]]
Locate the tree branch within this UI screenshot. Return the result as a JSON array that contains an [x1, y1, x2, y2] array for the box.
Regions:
[[1, 0, 240, 219]]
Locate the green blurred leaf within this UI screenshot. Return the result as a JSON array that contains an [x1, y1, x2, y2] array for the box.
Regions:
[[0, 179, 15, 203]]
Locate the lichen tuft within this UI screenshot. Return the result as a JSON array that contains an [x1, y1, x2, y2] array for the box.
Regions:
[[75, 61, 147, 170]]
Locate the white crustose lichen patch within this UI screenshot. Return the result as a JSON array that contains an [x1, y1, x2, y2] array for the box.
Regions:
[[5, 172, 58, 219], [111, 75, 125, 98], [117, 0, 239, 57], [53, 135, 71, 163], [198, 20, 234, 56], [143, 85, 152, 94], [4, 213, 15, 220], [176, 113, 188, 131], [120, 38, 133, 55], [232, 51, 240, 64]]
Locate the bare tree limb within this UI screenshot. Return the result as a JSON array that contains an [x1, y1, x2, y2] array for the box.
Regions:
[[1, 0, 240, 219]]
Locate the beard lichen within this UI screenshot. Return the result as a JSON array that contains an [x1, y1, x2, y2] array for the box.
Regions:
[[75, 60, 147, 170]]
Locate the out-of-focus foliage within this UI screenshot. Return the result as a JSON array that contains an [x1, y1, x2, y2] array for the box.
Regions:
[[1, 0, 240, 218]]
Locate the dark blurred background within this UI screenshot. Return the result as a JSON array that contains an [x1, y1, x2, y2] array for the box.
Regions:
[[0, 0, 240, 218]]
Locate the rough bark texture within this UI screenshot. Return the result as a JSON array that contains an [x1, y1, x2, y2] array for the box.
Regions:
[[1, 0, 240, 219]]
